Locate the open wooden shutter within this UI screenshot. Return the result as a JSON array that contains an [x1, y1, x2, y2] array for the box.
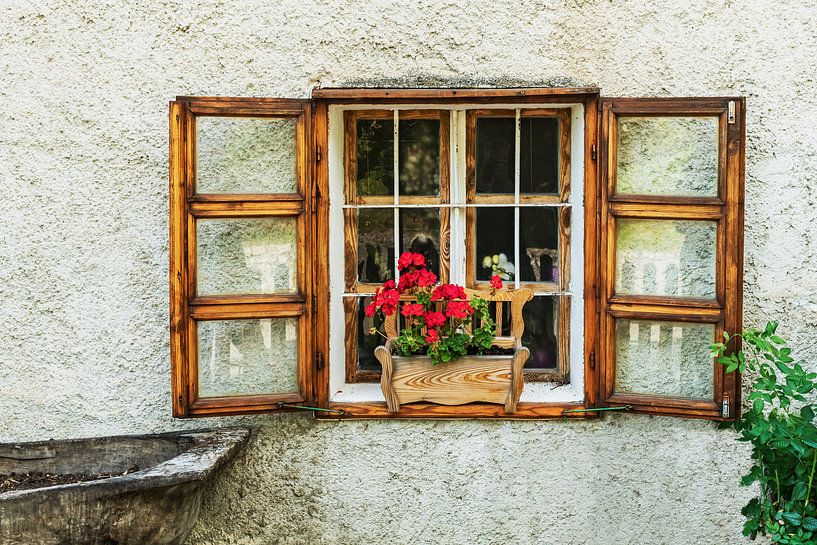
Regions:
[[169, 97, 315, 417], [598, 97, 744, 419]]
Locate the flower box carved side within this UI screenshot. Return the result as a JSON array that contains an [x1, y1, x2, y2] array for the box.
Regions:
[[375, 344, 530, 413]]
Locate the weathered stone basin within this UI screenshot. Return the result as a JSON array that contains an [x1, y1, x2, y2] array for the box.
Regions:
[[0, 428, 250, 545]]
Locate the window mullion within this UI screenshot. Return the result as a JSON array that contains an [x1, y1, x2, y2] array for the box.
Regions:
[[514, 108, 521, 289], [451, 109, 467, 285], [393, 110, 400, 282]]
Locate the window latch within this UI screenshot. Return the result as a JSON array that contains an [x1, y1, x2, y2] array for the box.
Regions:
[[728, 101, 736, 124], [722, 395, 731, 418]]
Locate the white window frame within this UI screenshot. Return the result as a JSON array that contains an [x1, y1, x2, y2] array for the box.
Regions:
[[327, 103, 586, 404]]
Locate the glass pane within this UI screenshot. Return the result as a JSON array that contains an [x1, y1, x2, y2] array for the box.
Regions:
[[520, 117, 559, 194], [356, 208, 394, 283], [475, 207, 515, 281], [197, 318, 298, 397], [196, 117, 296, 194], [615, 219, 716, 298], [197, 218, 297, 296], [399, 208, 441, 278], [520, 207, 559, 283], [522, 296, 559, 370], [399, 119, 440, 196], [355, 296, 385, 373], [615, 319, 714, 399], [476, 117, 515, 194], [356, 118, 394, 197], [616, 116, 718, 197]]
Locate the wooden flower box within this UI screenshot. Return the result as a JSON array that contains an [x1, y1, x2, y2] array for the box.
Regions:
[[374, 288, 533, 414]]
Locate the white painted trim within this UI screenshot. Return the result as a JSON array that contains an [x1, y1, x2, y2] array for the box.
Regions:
[[328, 103, 585, 404]]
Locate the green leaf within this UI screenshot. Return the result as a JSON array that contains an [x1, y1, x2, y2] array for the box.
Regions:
[[783, 512, 803, 527], [792, 482, 808, 501], [803, 518, 817, 531]]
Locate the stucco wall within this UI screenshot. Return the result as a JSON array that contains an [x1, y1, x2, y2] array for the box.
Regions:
[[2, 1, 817, 544]]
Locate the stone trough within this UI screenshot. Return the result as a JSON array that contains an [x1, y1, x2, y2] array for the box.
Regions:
[[0, 428, 250, 545]]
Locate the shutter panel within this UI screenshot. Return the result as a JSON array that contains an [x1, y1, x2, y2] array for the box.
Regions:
[[170, 97, 316, 417], [598, 97, 744, 419]]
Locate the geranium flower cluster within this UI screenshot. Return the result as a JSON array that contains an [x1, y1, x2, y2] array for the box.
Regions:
[[365, 251, 506, 365]]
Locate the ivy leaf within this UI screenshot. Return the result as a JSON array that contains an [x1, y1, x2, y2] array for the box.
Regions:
[[803, 517, 817, 531]]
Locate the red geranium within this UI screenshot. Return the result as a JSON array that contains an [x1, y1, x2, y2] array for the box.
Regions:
[[431, 283, 467, 302], [445, 301, 474, 319], [367, 251, 511, 365], [397, 270, 419, 292], [397, 252, 426, 272], [369, 287, 399, 317], [400, 303, 425, 317], [416, 269, 437, 287], [424, 311, 446, 328]]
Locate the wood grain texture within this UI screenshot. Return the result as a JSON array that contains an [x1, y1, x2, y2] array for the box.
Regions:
[[558, 108, 572, 202], [169, 97, 315, 418], [313, 101, 331, 409], [557, 295, 571, 382], [169, 101, 189, 417], [597, 96, 745, 420], [559, 205, 571, 291], [312, 87, 600, 103], [506, 347, 529, 412], [375, 289, 533, 413], [582, 93, 600, 409], [375, 342, 399, 412], [383, 352, 529, 413], [343, 208, 358, 291], [317, 401, 595, 420]]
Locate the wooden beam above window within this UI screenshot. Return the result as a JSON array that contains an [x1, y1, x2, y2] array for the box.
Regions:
[[311, 87, 600, 103]]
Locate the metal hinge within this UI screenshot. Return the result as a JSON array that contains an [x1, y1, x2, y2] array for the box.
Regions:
[[727, 101, 736, 124], [316, 145, 322, 162], [589, 351, 596, 370], [591, 144, 597, 161], [722, 395, 731, 418]]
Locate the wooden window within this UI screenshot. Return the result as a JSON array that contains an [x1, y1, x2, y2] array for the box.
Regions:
[[598, 97, 745, 419], [169, 97, 315, 417], [168, 88, 744, 421], [465, 109, 572, 382], [340, 107, 574, 386], [342, 110, 451, 383]]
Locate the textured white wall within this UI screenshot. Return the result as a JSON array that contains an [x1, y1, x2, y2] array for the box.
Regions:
[[2, 1, 816, 543]]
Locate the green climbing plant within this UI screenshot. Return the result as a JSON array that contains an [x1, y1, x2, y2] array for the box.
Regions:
[[712, 322, 817, 544]]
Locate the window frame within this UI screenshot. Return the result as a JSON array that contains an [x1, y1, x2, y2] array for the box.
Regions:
[[597, 97, 745, 419], [312, 89, 601, 419], [464, 107, 573, 382], [342, 109, 452, 383], [168, 88, 744, 421], [169, 97, 316, 417]]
